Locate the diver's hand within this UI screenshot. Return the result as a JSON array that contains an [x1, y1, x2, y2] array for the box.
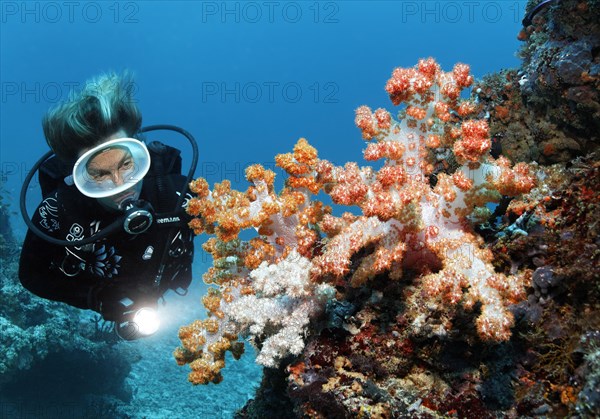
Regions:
[[88, 283, 158, 323], [87, 282, 121, 321]]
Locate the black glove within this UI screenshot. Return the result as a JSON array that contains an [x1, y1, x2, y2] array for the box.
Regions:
[[162, 266, 192, 294]]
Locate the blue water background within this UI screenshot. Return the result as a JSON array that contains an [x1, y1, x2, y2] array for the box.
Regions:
[[1, 1, 525, 417]]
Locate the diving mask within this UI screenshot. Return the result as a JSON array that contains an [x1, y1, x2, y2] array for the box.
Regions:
[[73, 138, 151, 199]]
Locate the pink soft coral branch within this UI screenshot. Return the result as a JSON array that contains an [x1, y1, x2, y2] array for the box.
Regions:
[[176, 58, 536, 385]]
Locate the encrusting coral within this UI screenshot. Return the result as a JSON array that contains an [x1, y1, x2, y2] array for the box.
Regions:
[[175, 58, 536, 385]]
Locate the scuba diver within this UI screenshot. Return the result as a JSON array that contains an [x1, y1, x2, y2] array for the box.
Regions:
[[19, 73, 199, 340]]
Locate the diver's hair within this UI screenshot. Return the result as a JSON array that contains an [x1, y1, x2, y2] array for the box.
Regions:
[[42, 72, 142, 162]]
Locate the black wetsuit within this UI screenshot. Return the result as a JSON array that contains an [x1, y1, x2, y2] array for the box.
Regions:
[[19, 159, 194, 318]]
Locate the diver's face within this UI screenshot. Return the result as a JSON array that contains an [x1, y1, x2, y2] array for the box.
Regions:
[[82, 130, 143, 210], [88, 147, 140, 209], [86, 147, 134, 186]]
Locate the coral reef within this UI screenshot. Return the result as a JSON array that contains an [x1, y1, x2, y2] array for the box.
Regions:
[[178, 3, 599, 416], [476, 0, 599, 164], [176, 58, 536, 387], [494, 155, 600, 417], [0, 193, 140, 417], [519, 0, 599, 135], [270, 155, 599, 418]]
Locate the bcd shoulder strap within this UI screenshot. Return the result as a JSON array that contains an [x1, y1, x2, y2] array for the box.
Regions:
[[146, 141, 182, 178], [39, 156, 73, 199], [144, 141, 184, 213]]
